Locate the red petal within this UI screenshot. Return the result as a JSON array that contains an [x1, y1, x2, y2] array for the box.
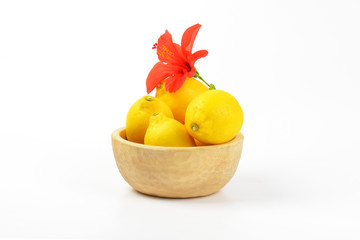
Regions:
[[174, 43, 187, 64], [186, 50, 209, 77], [181, 24, 202, 54], [190, 49, 208, 62], [157, 30, 187, 67], [146, 62, 173, 94], [165, 69, 187, 93]]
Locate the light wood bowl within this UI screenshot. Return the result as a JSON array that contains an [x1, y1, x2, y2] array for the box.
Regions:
[[111, 127, 244, 198]]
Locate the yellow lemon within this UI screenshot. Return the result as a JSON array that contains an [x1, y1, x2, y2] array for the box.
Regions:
[[145, 113, 195, 147], [194, 139, 209, 146], [126, 96, 173, 144], [185, 90, 243, 144], [156, 77, 209, 124]]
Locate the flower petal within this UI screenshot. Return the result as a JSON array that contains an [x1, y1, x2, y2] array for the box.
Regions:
[[174, 43, 187, 66], [165, 69, 187, 93], [181, 24, 202, 54], [157, 30, 187, 67], [190, 49, 208, 62], [186, 50, 209, 77], [146, 62, 173, 94]]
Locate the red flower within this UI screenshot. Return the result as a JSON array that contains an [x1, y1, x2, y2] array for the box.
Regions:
[[146, 24, 208, 93]]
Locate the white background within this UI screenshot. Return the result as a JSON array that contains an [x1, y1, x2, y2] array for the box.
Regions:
[[1, 0, 360, 239]]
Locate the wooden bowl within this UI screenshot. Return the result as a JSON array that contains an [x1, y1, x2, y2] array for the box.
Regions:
[[111, 127, 244, 198]]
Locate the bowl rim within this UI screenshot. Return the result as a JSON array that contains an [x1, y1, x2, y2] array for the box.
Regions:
[[112, 127, 244, 151]]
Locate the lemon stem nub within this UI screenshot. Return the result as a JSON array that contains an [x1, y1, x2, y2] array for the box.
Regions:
[[191, 123, 199, 131], [153, 112, 159, 116], [157, 82, 164, 90], [145, 96, 153, 101]]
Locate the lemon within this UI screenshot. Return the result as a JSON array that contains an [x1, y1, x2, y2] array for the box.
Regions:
[[156, 77, 208, 124], [145, 113, 195, 147], [194, 139, 209, 146], [126, 96, 173, 144], [185, 90, 243, 144]]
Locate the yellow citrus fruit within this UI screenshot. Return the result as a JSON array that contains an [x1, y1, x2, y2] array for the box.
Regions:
[[126, 96, 173, 144], [144, 112, 195, 147], [156, 77, 209, 124], [185, 90, 243, 144], [194, 139, 209, 146]]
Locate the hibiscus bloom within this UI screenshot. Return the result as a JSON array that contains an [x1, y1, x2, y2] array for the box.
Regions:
[[146, 24, 209, 94]]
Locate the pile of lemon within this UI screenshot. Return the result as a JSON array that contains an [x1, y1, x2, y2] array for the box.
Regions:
[[126, 78, 243, 147]]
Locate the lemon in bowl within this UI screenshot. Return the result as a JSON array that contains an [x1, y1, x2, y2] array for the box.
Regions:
[[156, 77, 209, 124], [185, 90, 244, 145], [125, 95, 173, 144], [144, 112, 195, 147]]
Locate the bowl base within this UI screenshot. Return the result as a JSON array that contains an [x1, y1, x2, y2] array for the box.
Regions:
[[133, 188, 220, 199]]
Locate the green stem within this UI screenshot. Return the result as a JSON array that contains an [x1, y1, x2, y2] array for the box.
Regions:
[[194, 69, 216, 90]]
